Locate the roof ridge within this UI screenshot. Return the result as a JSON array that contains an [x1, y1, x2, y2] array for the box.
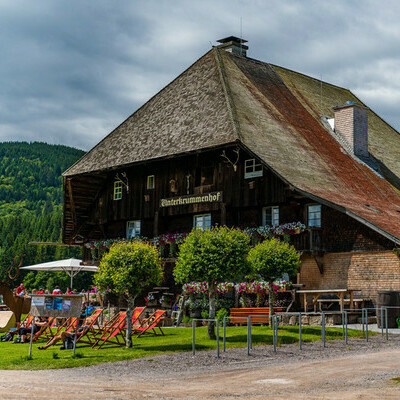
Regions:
[[64, 49, 218, 177], [213, 48, 242, 142]]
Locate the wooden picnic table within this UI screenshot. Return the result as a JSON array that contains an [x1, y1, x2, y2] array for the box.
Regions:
[[296, 289, 361, 312]]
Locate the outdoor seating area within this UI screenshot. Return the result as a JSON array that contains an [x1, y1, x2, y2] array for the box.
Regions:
[[297, 289, 363, 312], [0, 306, 167, 351]]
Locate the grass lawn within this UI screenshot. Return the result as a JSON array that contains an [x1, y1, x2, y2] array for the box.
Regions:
[[0, 325, 366, 370]]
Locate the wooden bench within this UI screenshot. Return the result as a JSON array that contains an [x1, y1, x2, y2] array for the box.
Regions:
[[230, 307, 286, 324], [317, 298, 369, 311]]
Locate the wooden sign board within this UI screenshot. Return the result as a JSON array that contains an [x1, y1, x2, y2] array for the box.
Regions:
[[30, 295, 83, 318], [160, 192, 223, 208]]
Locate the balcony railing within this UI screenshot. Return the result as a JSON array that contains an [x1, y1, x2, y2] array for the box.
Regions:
[[290, 228, 324, 252]]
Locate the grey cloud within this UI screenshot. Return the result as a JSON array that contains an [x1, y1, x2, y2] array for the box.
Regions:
[[0, 0, 400, 150]]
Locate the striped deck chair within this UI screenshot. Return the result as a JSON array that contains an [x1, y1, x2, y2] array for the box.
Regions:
[[133, 310, 166, 338], [91, 312, 127, 350]]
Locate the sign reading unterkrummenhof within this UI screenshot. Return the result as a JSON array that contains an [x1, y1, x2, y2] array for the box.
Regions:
[[160, 192, 223, 208]]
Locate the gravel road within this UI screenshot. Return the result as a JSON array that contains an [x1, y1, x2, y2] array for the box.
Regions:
[[1, 334, 400, 399]]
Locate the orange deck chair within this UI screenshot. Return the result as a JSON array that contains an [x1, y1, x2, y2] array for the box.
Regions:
[[32, 317, 56, 341], [133, 310, 166, 338], [119, 307, 146, 339], [18, 314, 33, 329], [91, 312, 127, 350], [74, 308, 105, 345]]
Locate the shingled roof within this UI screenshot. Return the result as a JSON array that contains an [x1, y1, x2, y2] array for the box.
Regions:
[[64, 48, 400, 244]]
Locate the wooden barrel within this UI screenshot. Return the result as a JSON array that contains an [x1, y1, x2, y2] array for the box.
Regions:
[[376, 291, 400, 328]]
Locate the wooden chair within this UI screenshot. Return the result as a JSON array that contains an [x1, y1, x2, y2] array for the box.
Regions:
[[17, 314, 33, 329], [133, 310, 166, 338], [91, 312, 127, 349], [73, 309, 105, 345], [119, 307, 146, 338], [32, 317, 56, 341]]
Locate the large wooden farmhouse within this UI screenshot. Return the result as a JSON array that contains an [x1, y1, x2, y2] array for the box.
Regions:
[[62, 37, 400, 303]]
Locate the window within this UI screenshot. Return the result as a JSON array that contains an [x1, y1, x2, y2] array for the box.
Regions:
[[147, 175, 155, 190], [308, 204, 321, 227], [193, 214, 211, 230], [195, 166, 214, 186], [263, 206, 279, 226], [126, 220, 141, 238], [113, 181, 123, 200], [244, 159, 263, 179]]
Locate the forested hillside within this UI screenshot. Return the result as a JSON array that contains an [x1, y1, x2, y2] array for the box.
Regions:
[[0, 142, 87, 290]]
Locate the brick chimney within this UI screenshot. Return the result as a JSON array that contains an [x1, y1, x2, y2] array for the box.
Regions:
[[216, 36, 248, 57], [333, 101, 369, 157]]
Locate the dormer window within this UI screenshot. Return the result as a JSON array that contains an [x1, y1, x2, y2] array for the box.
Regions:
[[147, 175, 155, 190], [113, 181, 123, 200], [244, 159, 263, 179]]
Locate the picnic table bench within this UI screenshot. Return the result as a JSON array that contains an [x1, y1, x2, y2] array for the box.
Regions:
[[317, 297, 369, 311], [230, 307, 286, 324], [297, 289, 362, 312]]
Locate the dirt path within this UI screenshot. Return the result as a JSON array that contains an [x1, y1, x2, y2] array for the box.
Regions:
[[1, 338, 400, 399]]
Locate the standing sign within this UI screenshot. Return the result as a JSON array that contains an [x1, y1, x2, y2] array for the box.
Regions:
[[29, 294, 83, 357], [30, 294, 83, 318]]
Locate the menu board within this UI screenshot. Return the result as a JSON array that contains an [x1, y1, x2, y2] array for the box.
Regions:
[[29, 295, 83, 318]]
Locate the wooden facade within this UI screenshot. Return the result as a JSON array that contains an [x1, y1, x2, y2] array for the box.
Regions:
[[64, 143, 394, 259]]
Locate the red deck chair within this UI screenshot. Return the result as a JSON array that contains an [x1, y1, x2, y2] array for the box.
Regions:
[[75, 308, 105, 345], [32, 317, 56, 341], [65, 317, 79, 333], [119, 307, 146, 338], [18, 314, 33, 329], [44, 317, 74, 339], [127, 307, 146, 328], [91, 312, 127, 350], [133, 310, 166, 338]]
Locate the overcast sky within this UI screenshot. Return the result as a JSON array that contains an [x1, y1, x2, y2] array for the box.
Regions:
[[1, 0, 400, 151]]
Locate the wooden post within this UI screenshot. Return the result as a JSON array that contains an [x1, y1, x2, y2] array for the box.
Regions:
[[221, 203, 226, 226], [153, 211, 159, 237]]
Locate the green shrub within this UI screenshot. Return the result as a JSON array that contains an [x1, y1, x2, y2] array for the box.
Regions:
[[216, 308, 229, 324]]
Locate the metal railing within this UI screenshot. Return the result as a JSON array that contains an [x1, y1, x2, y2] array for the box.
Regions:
[[191, 306, 400, 358]]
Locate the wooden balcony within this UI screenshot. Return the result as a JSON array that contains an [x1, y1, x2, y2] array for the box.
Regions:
[[290, 228, 324, 253]]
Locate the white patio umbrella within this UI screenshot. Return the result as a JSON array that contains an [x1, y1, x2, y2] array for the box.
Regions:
[[21, 258, 98, 287]]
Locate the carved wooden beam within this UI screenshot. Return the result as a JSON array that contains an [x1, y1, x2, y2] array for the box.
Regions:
[[67, 178, 77, 230]]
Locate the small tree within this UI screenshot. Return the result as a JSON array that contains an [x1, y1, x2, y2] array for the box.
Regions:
[[174, 226, 251, 339], [95, 241, 162, 348], [247, 238, 301, 319]]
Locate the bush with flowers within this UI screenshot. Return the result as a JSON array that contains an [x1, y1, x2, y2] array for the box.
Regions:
[[84, 237, 148, 261], [182, 281, 234, 295]]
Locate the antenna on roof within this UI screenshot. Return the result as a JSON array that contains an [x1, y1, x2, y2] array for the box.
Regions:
[[320, 74, 323, 116], [240, 17, 243, 54]]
